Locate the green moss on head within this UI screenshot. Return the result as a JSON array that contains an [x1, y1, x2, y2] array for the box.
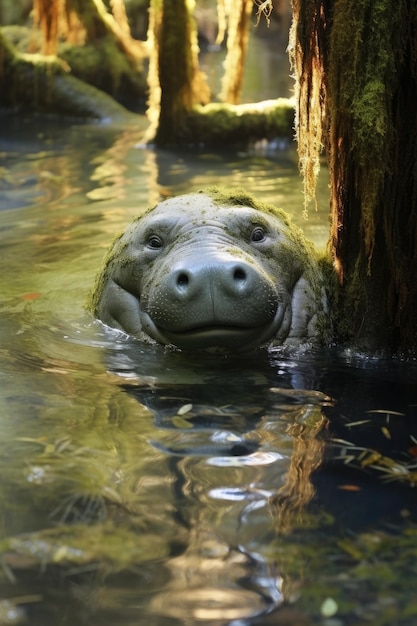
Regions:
[[201, 185, 321, 267], [86, 231, 126, 315], [200, 185, 292, 225]]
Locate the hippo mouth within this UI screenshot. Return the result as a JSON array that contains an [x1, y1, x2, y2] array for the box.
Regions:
[[164, 325, 268, 351], [140, 310, 289, 352]]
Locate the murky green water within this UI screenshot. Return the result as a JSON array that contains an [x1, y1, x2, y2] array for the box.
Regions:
[[1, 115, 417, 626]]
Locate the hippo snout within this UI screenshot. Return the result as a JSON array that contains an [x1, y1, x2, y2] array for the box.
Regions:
[[143, 254, 279, 334], [171, 260, 261, 299], [173, 263, 248, 296]]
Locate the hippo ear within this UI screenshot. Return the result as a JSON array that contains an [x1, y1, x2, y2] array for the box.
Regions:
[[98, 279, 143, 337]]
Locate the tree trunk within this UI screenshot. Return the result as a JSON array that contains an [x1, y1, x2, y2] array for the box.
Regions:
[[220, 0, 253, 105], [291, 0, 417, 355], [32, 0, 144, 62], [146, 0, 210, 145]]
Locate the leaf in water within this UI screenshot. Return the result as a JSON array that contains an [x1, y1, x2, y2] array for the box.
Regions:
[[320, 597, 338, 617], [366, 409, 405, 416], [177, 403, 193, 415], [21, 292, 42, 301], [381, 426, 392, 440], [337, 538, 364, 560], [345, 419, 371, 428], [360, 451, 383, 467], [172, 416, 194, 429], [338, 484, 361, 492]]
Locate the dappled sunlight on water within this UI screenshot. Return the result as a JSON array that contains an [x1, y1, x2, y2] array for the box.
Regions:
[[1, 115, 417, 626]]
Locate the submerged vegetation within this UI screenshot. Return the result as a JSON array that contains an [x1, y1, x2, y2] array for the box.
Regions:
[[2, 395, 417, 625]]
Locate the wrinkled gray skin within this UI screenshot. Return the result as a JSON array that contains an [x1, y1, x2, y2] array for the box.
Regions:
[[91, 192, 327, 352]]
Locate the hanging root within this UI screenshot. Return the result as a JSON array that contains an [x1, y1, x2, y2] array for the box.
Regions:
[[289, 0, 326, 216], [254, 0, 274, 26]]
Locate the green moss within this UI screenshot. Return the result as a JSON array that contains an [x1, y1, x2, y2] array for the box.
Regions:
[[292, 0, 400, 259], [292, 0, 417, 353], [1, 25, 146, 110], [328, 0, 398, 262], [0, 28, 136, 120], [60, 38, 146, 106], [201, 185, 292, 223], [172, 99, 294, 147], [86, 231, 126, 315]]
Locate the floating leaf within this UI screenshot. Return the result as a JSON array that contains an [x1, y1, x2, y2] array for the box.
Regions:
[[320, 597, 338, 617], [172, 416, 194, 429], [177, 403, 193, 415], [21, 292, 42, 301], [381, 426, 392, 440], [366, 409, 405, 416], [338, 484, 361, 492], [346, 419, 371, 428]]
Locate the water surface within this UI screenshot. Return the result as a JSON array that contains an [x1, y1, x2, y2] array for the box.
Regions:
[[1, 115, 417, 626]]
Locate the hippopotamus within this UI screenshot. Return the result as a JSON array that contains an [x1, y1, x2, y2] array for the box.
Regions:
[[88, 188, 329, 352]]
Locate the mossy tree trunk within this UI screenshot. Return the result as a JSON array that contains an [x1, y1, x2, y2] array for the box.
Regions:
[[291, 0, 417, 355], [146, 0, 210, 145]]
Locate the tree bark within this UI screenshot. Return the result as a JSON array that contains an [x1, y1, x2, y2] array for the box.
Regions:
[[291, 0, 417, 355], [66, 0, 145, 61], [146, 0, 210, 145], [220, 0, 253, 105]]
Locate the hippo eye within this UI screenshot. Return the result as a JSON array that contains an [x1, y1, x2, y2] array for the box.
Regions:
[[146, 234, 163, 249], [250, 226, 266, 243]]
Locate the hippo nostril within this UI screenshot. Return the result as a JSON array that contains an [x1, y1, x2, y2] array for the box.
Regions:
[[233, 267, 247, 282], [176, 272, 189, 288]]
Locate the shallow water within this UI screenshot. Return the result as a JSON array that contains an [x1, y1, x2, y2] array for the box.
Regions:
[[1, 115, 417, 626]]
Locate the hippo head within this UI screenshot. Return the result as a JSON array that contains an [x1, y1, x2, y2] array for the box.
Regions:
[[89, 189, 327, 352]]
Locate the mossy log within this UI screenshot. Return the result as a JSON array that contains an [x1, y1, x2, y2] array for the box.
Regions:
[[152, 98, 295, 148], [59, 38, 147, 110], [0, 29, 134, 121], [1, 24, 146, 115]]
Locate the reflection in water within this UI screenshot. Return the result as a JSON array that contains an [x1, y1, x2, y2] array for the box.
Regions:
[[0, 324, 331, 624], [117, 363, 330, 622], [1, 117, 417, 625]]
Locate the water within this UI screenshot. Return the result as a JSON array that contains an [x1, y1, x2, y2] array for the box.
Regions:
[[1, 115, 417, 626]]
